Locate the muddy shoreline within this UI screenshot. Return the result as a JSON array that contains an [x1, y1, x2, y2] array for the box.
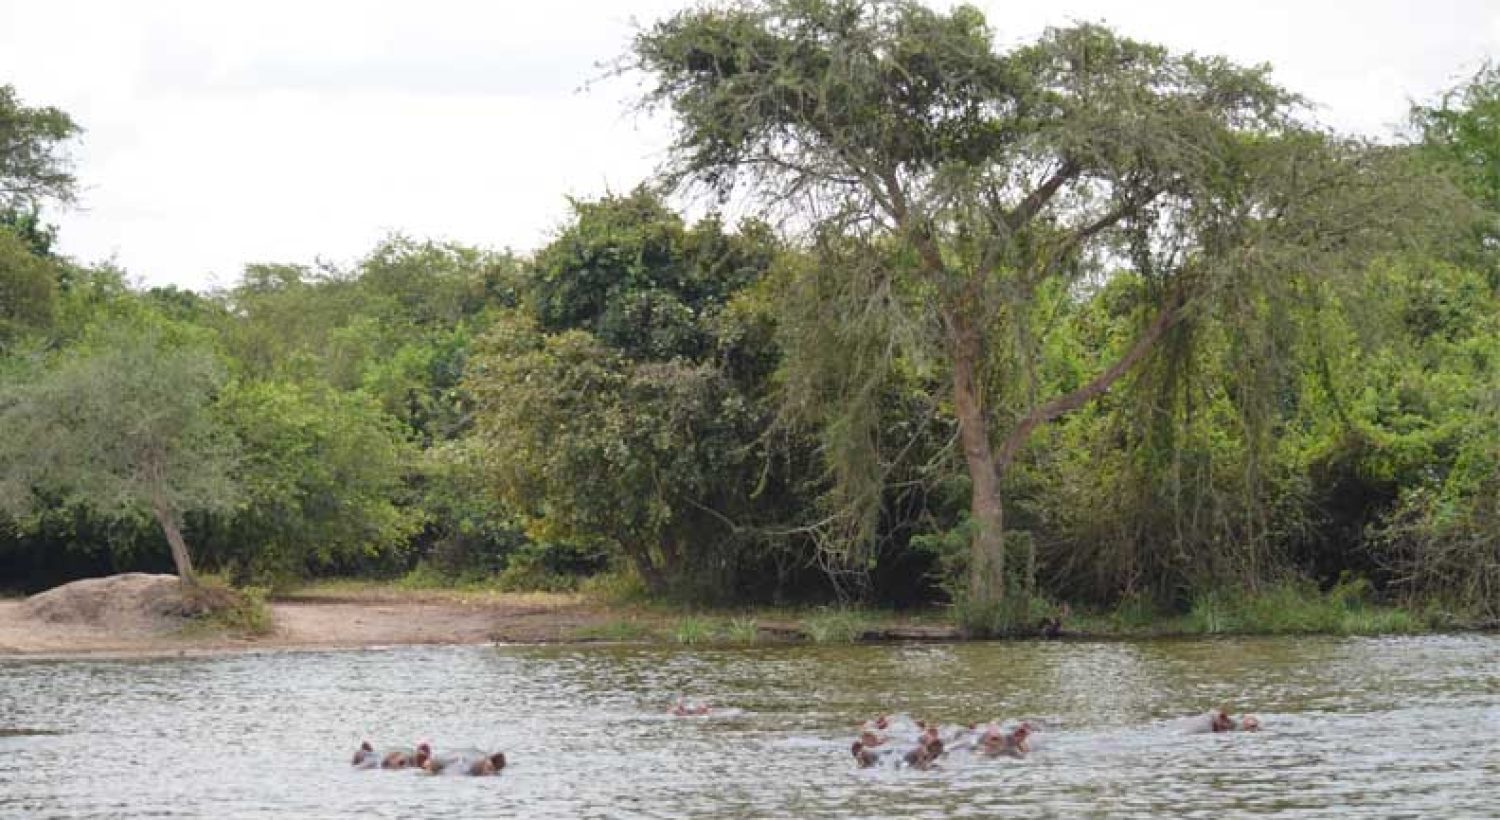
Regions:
[[0, 593, 635, 659]]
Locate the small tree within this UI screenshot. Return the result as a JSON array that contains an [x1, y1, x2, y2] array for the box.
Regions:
[[0, 322, 241, 584]]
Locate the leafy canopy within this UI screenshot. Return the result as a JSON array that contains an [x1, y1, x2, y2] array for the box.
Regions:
[[0, 320, 241, 527]]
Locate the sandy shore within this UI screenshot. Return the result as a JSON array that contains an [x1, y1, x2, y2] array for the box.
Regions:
[[0, 591, 628, 659]]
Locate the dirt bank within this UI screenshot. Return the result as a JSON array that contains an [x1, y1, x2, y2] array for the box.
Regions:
[[0, 580, 633, 658]]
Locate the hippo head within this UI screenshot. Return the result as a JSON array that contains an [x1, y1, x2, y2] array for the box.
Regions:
[[352, 741, 375, 766]]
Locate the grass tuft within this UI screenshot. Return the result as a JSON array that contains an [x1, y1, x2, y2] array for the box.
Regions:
[[724, 617, 761, 644], [801, 608, 871, 643], [672, 616, 714, 645]]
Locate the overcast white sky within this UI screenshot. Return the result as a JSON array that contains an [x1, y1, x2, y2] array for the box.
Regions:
[[2, 1, 1497, 292]]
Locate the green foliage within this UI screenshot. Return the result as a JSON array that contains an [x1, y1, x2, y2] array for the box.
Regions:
[[1414, 63, 1500, 211], [0, 208, 58, 257], [632, 0, 1467, 612], [0, 224, 59, 342], [412, 440, 532, 578], [531, 189, 773, 361], [179, 575, 274, 636], [951, 591, 1053, 637], [206, 379, 419, 585], [469, 191, 785, 598], [1183, 578, 1425, 636], [1102, 593, 1168, 632], [493, 541, 601, 592], [0, 84, 80, 210], [1, 47, 1497, 632], [0, 319, 240, 578], [358, 235, 514, 327]]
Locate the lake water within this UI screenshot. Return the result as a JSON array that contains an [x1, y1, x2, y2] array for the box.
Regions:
[[1, 635, 1497, 818]]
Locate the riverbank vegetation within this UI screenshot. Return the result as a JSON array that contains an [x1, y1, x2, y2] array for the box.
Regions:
[[3, 2, 1499, 637]]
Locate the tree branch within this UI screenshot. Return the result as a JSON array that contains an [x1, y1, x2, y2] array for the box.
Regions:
[[1005, 159, 1080, 230], [994, 288, 1188, 476]]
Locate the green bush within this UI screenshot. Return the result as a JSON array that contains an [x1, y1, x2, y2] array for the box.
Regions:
[[1184, 577, 1426, 635], [952, 593, 1054, 637], [179, 575, 274, 636]]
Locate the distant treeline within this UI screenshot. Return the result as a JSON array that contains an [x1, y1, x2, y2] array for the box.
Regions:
[[2, 2, 1498, 628]]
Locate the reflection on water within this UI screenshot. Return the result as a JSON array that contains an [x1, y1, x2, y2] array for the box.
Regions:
[[0, 636, 1497, 818]]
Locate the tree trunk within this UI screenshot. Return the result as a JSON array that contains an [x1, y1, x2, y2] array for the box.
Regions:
[[150, 497, 197, 585], [625, 544, 667, 596], [659, 534, 682, 577], [947, 311, 1006, 605]]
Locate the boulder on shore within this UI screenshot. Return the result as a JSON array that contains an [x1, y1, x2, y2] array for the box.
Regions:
[[23, 573, 194, 632]]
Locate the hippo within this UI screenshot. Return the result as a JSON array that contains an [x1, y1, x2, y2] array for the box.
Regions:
[[978, 722, 1032, 758], [424, 749, 508, 776], [851, 739, 881, 768], [902, 736, 945, 770], [1184, 710, 1261, 733], [670, 698, 711, 717], [352, 741, 431, 770], [352, 741, 380, 768]]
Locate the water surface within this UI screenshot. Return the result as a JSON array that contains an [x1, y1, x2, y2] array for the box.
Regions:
[[1, 635, 1496, 818]]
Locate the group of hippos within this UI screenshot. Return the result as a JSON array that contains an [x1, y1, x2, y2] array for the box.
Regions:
[[351, 741, 506, 776], [849, 708, 1261, 771], [350, 703, 1261, 777], [348, 699, 712, 777]]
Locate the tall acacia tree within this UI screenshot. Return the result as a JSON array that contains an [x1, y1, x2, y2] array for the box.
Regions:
[[632, 0, 1461, 609]]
